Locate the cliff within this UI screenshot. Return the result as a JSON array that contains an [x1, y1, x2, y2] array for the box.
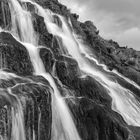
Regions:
[[0, 0, 140, 140]]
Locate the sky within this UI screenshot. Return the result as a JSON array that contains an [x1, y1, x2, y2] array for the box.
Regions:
[[60, 0, 140, 51]]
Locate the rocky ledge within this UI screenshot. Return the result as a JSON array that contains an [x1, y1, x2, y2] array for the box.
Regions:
[[0, 0, 140, 140]]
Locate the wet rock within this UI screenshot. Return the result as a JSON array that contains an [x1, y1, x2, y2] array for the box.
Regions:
[[40, 48, 55, 73], [55, 56, 112, 107], [0, 0, 140, 140], [12, 82, 52, 140], [0, 75, 52, 140], [0, 0, 11, 29], [0, 32, 33, 76], [77, 98, 131, 140], [65, 97, 132, 140], [53, 15, 62, 28], [55, 55, 81, 85]]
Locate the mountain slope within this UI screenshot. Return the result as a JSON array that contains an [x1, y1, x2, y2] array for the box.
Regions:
[[0, 0, 140, 140]]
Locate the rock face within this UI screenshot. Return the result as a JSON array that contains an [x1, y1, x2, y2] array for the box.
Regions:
[[0, 0, 140, 140], [0, 32, 33, 75], [0, 73, 52, 140], [32, 0, 140, 86], [0, 0, 11, 29], [71, 18, 140, 86]]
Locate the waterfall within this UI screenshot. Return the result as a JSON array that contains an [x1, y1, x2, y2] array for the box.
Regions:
[[8, 0, 37, 44], [8, 88, 26, 140], [7, 0, 81, 139], [19, 1, 140, 127], [1, 0, 140, 139], [53, 17, 140, 126], [0, 88, 26, 140], [22, 40, 81, 140], [75, 40, 140, 91]]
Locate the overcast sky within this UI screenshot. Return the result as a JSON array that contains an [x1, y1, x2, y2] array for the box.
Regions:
[[60, 0, 140, 51]]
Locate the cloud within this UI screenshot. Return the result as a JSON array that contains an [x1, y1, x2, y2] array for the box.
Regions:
[[115, 28, 140, 50], [60, 0, 140, 50]]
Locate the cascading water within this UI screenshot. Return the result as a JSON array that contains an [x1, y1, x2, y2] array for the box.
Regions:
[[8, 0, 37, 44], [73, 39, 140, 91], [19, 1, 140, 127], [0, 87, 26, 140], [55, 17, 140, 126], [23, 43, 81, 140], [8, 88, 26, 140], [51, 16, 140, 126], [7, 0, 81, 140], [1, 0, 140, 139]]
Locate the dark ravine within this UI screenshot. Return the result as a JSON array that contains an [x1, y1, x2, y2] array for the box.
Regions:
[[0, 0, 140, 140]]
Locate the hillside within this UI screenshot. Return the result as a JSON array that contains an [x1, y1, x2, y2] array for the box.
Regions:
[[0, 0, 140, 140]]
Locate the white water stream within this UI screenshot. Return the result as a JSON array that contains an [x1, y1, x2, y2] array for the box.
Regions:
[[8, 0, 81, 139], [19, 0, 140, 127], [1, 0, 140, 139]]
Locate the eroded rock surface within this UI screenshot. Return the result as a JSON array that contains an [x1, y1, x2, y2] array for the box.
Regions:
[[0, 0, 140, 140]]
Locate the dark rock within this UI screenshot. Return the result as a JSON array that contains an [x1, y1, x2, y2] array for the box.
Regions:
[[55, 55, 81, 85], [34, 0, 70, 17], [0, 0, 11, 29], [66, 98, 132, 140], [55, 56, 112, 107], [40, 48, 55, 73], [0, 32, 33, 76], [12, 82, 52, 140], [53, 15, 62, 28], [0, 0, 140, 140]]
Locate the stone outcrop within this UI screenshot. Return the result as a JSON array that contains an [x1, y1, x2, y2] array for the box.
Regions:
[[0, 0, 140, 140]]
